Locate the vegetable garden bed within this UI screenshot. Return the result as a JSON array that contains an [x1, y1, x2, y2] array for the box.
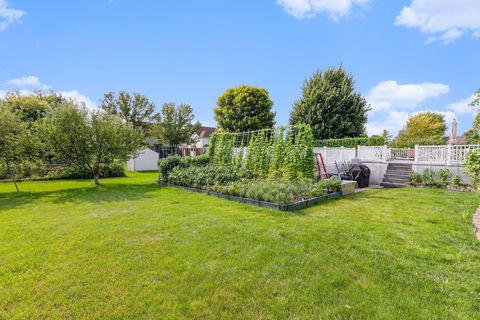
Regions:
[[158, 181, 342, 211]]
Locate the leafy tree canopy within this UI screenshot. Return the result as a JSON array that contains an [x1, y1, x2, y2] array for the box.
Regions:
[[42, 101, 143, 185], [100, 91, 158, 132], [289, 66, 370, 140], [0, 108, 41, 191], [214, 85, 275, 132], [0, 91, 68, 123], [153, 102, 201, 147], [393, 112, 447, 147]]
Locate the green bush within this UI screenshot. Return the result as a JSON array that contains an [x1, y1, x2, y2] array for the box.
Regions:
[[166, 165, 254, 189], [52, 162, 125, 180], [317, 178, 342, 194], [436, 169, 451, 186], [465, 150, 480, 188], [422, 169, 437, 187], [452, 176, 463, 187], [409, 172, 422, 186], [158, 155, 210, 181], [314, 136, 385, 148]]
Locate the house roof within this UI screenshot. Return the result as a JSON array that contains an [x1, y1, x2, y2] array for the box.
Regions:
[[197, 126, 216, 138], [445, 135, 467, 145]]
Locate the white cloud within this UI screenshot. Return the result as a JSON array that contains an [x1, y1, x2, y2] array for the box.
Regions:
[[366, 110, 456, 136], [447, 95, 477, 115], [366, 110, 410, 136], [0, 0, 26, 31], [395, 0, 480, 44], [366, 80, 450, 113], [277, 0, 370, 20], [60, 90, 97, 110], [5, 75, 51, 90]]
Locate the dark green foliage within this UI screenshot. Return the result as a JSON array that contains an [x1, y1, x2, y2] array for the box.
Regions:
[[436, 169, 451, 186], [0, 162, 125, 181], [422, 169, 438, 187], [409, 172, 422, 186], [465, 150, 480, 188], [158, 155, 210, 181], [315, 136, 385, 148], [42, 102, 143, 185], [207, 125, 315, 180], [452, 176, 463, 187], [289, 66, 370, 140], [214, 85, 276, 132], [317, 178, 342, 194], [100, 91, 158, 132], [153, 102, 201, 147], [166, 165, 254, 189]]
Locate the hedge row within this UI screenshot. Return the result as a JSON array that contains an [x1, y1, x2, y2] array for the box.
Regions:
[[314, 136, 385, 148], [0, 161, 125, 181]]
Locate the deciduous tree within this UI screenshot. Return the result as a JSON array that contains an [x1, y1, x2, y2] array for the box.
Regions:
[[43, 102, 143, 185], [153, 103, 201, 147], [0, 109, 40, 191], [100, 91, 158, 133], [394, 112, 447, 147]]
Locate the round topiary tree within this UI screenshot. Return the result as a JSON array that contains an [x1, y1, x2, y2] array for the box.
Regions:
[[214, 85, 276, 132]]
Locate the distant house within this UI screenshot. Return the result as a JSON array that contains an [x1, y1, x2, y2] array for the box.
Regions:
[[192, 126, 216, 148]]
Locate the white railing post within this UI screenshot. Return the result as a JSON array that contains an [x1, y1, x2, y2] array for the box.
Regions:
[[414, 145, 419, 164], [446, 144, 452, 166], [340, 146, 344, 163], [382, 145, 388, 162], [323, 146, 328, 164]]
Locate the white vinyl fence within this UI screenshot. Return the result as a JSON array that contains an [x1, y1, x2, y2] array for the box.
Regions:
[[313, 147, 356, 164], [357, 146, 388, 162]]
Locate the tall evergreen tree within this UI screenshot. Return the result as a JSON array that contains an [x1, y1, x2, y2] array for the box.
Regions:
[[289, 66, 370, 140]]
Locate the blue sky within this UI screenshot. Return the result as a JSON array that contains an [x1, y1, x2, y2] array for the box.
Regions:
[[1, 0, 479, 136]]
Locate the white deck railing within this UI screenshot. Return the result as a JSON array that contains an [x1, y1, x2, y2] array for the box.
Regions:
[[415, 145, 480, 165]]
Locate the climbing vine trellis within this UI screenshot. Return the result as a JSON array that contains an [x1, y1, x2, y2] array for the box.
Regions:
[[207, 124, 315, 180]]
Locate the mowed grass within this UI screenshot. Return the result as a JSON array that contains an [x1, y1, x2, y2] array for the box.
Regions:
[[1, 172, 480, 319]]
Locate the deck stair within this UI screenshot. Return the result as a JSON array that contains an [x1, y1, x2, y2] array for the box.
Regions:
[[380, 162, 412, 188]]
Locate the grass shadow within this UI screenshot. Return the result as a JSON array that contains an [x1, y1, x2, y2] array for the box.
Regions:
[[0, 182, 165, 211]]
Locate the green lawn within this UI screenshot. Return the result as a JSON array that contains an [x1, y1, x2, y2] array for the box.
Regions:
[[1, 172, 479, 319]]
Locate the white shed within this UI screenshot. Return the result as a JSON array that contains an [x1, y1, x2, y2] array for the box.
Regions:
[[127, 148, 159, 171]]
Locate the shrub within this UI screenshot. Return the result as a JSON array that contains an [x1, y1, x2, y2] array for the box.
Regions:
[[317, 178, 342, 194], [436, 169, 451, 186], [465, 150, 480, 188], [314, 136, 385, 148], [452, 176, 463, 188], [166, 164, 254, 189], [52, 162, 125, 180], [409, 171, 422, 186], [422, 169, 437, 187], [158, 155, 210, 182]]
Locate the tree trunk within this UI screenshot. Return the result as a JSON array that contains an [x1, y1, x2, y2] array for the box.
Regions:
[[7, 164, 19, 192], [94, 174, 101, 185], [12, 174, 19, 192]]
